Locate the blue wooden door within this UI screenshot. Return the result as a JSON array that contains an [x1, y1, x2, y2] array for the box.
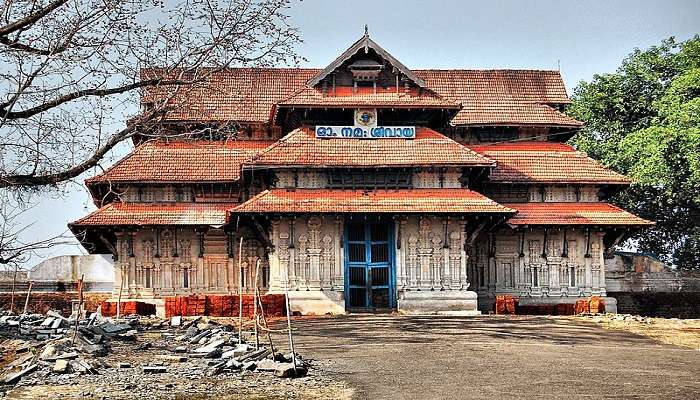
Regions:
[[345, 220, 395, 310]]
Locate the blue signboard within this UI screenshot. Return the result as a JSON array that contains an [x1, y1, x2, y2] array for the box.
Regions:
[[315, 126, 416, 139]]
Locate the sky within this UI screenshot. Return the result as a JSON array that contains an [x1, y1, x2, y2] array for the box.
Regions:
[[14, 0, 700, 269]]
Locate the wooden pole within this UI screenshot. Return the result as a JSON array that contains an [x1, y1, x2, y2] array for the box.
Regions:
[[283, 261, 297, 375], [22, 281, 33, 315], [237, 237, 244, 345], [253, 258, 260, 350], [255, 259, 275, 360], [9, 266, 17, 313], [72, 274, 84, 344], [256, 285, 276, 360]]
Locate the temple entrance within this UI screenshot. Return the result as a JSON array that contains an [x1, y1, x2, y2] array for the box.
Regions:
[[344, 219, 395, 311]]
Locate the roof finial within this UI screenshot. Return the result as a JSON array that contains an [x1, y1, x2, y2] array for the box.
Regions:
[[364, 24, 369, 37]]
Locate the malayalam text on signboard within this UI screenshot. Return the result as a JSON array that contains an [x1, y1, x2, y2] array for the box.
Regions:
[[315, 126, 416, 139]]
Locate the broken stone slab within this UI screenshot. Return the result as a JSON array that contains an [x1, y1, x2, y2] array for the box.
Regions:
[[188, 330, 211, 344], [221, 343, 253, 359], [241, 361, 257, 371], [173, 346, 188, 353], [142, 366, 167, 374], [237, 348, 272, 363], [40, 317, 55, 327], [274, 363, 308, 378], [96, 323, 132, 336], [3, 364, 39, 384], [39, 345, 58, 360], [255, 359, 281, 372], [194, 339, 225, 353], [53, 359, 69, 374], [225, 359, 242, 370], [170, 316, 182, 327], [155, 355, 187, 363]]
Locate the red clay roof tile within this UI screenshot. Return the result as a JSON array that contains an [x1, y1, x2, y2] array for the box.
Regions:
[[504, 202, 654, 226], [230, 188, 514, 214], [247, 127, 494, 168], [86, 140, 274, 184], [142, 68, 581, 127], [276, 86, 460, 109], [69, 202, 235, 226], [470, 142, 631, 184]]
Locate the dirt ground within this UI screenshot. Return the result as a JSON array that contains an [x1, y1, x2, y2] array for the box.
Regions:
[[577, 314, 700, 350], [1, 322, 353, 400], [277, 314, 700, 400], [3, 314, 698, 399]]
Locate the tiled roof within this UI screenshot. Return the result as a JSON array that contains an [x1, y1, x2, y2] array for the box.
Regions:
[[69, 202, 235, 227], [86, 140, 274, 184], [230, 188, 515, 214], [142, 68, 581, 127], [277, 86, 460, 109], [142, 68, 318, 123], [503, 202, 654, 226], [469, 142, 631, 185], [247, 127, 494, 168], [417, 69, 579, 127]]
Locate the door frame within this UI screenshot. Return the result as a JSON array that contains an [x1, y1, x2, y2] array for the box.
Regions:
[[343, 217, 396, 311]]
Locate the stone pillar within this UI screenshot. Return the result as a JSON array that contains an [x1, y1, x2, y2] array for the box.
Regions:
[[333, 218, 344, 289]]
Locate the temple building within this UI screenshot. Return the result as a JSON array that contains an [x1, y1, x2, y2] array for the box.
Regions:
[[69, 32, 653, 315]]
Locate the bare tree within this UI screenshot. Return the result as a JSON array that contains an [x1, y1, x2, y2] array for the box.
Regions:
[[0, 0, 302, 265]]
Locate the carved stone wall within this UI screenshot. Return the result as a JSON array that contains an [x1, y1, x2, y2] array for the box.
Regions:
[[269, 216, 343, 292], [113, 227, 268, 299], [467, 228, 607, 298], [397, 216, 469, 292]]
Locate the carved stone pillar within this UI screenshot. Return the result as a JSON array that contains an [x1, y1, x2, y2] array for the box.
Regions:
[[333, 218, 344, 289]]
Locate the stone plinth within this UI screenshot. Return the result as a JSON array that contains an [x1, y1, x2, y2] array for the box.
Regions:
[[397, 290, 479, 315]]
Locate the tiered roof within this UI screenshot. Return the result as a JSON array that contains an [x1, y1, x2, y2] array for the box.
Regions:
[[142, 69, 580, 127], [247, 127, 493, 169], [231, 189, 514, 214], [86, 140, 274, 184], [504, 202, 653, 227], [470, 142, 631, 185], [69, 202, 234, 227]]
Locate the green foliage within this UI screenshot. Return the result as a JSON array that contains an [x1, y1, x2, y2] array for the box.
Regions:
[[569, 36, 700, 269]]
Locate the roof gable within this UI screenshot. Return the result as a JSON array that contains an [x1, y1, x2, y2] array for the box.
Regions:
[[307, 30, 426, 88]]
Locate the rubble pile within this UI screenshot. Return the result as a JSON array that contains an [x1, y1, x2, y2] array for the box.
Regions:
[[0, 310, 308, 392]]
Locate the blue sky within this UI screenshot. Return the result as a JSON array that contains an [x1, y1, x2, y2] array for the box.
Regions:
[[16, 0, 700, 269]]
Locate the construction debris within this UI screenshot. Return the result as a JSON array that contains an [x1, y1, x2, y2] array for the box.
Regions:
[[0, 309, 309, 392]]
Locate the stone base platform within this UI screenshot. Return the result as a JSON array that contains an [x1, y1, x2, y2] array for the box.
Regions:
[[397, 290, 479, 315], [280, 290, 346, 315]]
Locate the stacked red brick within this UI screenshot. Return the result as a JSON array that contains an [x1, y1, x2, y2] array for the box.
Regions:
[[164, 294, 286, 318]]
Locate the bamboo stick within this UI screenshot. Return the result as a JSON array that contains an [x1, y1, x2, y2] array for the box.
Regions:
[[72, 274, 84, 344], [22, 281, 33, 315], [255, 260, 275, 360], [283, 262, 297, 375], [116, 269, 124, 319], [237, 236, 244, 345], [253, 258, 260, 350]]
